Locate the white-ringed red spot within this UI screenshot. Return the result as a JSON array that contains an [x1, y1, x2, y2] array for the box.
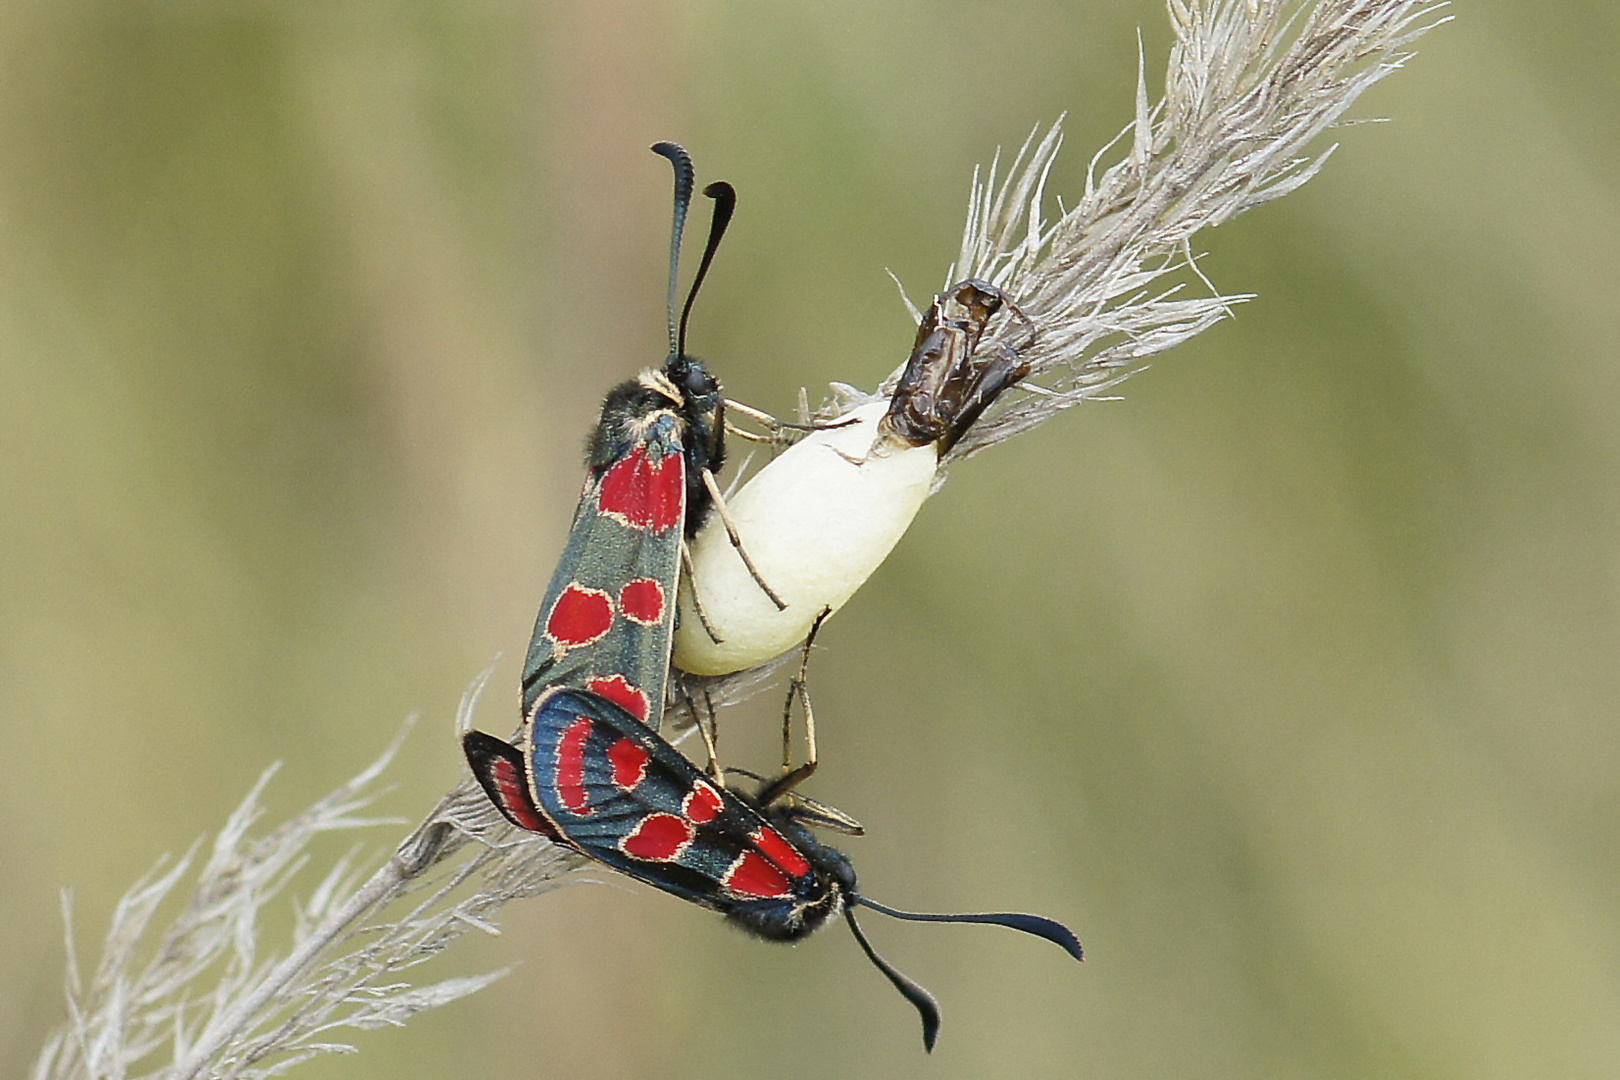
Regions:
[[682, 781, 724, 825], [587, 674, 651, 723], [722, 851, 793, 899], [618, 577, 666, 626], [751, 826, 812, 878], [546, 584, 613, 650], [607, 737, 650, 791], [555, 715, 593, 815], [597, 448, 683, 533], [620, 813, 694, 862]]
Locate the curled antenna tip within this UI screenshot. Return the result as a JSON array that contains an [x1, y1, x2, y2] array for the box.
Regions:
[[652, 142, 696, 357], [674, 177, 738, 361], [855, 895, 1083, 962], [650, 141, 691, 168], [844, 907, 942, 1052]]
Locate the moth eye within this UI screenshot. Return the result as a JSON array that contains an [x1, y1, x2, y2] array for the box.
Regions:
[[683, 367, 716, 397]]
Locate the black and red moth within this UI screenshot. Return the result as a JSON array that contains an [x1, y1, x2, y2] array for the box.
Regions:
[[517, 142, 733, 730], [463, 686, 1082, 1051]]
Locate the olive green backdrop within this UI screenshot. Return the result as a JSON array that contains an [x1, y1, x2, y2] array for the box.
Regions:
[[3, 2, 1617, 1078]]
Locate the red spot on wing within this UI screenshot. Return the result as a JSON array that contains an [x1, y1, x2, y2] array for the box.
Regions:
[[556, 715, 593, 815], [587, 675, 651, 722], [546, 585, 613, 650], [598, 448, 682, 533], [723, 851, 793, 899], [752, 827, 812, 878], [489, 757, 552, 835], [683, 781, 723, 825], [607, 737, 650, 791], [621, 813, 694, 862], [618, 578, 666, 626]]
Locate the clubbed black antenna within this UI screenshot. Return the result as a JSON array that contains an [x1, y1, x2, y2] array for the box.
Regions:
[[855, 896, 1084, 961], [676, 181, 736, 360], [650, 141, 695, 358], [844, 908, 942, 1053], [846, 895, 1083, 1051]]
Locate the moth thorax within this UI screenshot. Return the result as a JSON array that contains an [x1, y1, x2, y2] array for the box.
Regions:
[[639, 367, 685, 406], [626, 406, 680, 443]]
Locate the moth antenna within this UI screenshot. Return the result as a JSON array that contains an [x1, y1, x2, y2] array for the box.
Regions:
[[650, 141, 695, 358], [676, 180, 736, 360], [844, 907, 941, 1053], [855, 896, 1084, 962]]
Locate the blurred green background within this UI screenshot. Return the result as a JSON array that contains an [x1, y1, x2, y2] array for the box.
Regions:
[[3, 1, 1618, 1078]]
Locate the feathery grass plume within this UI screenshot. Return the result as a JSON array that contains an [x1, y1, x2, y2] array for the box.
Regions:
[[35, 1, 1443, 1075], [928, 0, 1453, 463], [33, 676, 574, 1080]]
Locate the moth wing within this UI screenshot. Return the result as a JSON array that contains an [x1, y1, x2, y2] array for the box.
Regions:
[[461, 730, 570, 845], [526, 687, 807, 906], [520, 414, 686, 730]]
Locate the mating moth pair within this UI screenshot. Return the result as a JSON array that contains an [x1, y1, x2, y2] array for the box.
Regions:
[[462, 143, 1076, 1052]]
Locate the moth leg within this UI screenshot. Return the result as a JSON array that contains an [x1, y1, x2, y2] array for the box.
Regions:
[[758, 608, 831, 806], [700, 468, 788, 610], [725, 398, 782, 428], [793, 607, 830, 779], [723, 400, 797, 453], [728, 397, 861, 442], [695, 687, 723, 781], [724, 422, 780, 445], [681, 540, 724, 644]]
